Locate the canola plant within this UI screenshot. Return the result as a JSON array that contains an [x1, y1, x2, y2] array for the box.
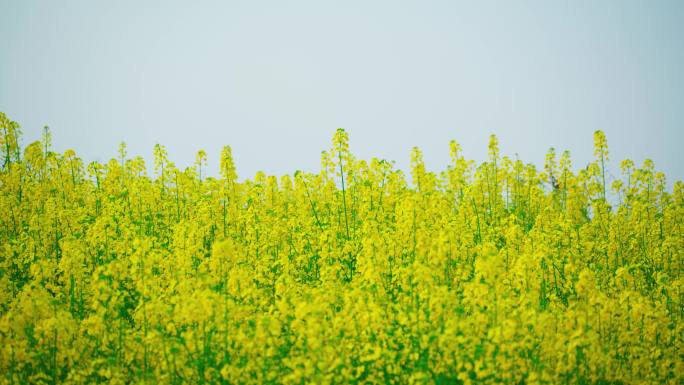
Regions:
[[0, 111, 682, 384]]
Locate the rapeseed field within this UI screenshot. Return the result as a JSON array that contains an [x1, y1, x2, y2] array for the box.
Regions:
[[1, 111, 682, 384]]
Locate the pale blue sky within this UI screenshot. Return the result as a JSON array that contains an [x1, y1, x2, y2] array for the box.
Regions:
[[1, 0, 683, 183]]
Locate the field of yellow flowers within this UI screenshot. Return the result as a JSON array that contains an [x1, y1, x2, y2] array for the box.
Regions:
[[0, 111, 682, 384]]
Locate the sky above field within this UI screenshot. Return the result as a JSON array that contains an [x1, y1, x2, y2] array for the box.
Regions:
[[1, 0, 683, 183]]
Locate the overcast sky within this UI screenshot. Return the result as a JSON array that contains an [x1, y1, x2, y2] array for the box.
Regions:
[[1, 0, 683, 184]]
